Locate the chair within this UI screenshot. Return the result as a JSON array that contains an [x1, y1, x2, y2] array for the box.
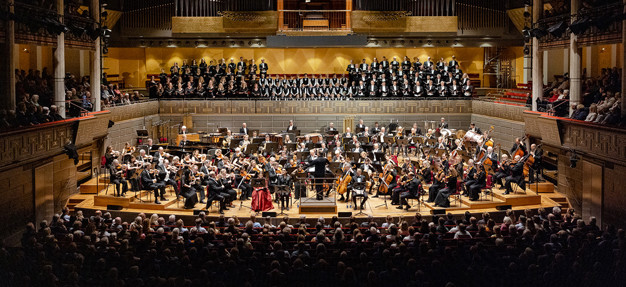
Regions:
[[480, 175, 494, 201], [450, 179, 463, 206]]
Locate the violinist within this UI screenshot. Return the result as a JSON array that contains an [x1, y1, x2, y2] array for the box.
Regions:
[[110, 159, 128, 197], [218, 169, 237, 206], [180, 168, 199, 209], [462, 159, 476, 196], [418, 160, 432, 184], [493, 154, 512, 189], [140, 162, 167, 204], [468, 164, 486, 201], [505, 155, 526, 194], [434, 167, 458, 207], [137, 149, 152, 163], [204, 171, 227, 214], [122, 142, 135, 163], [426, 163, 445, 203], [104, 146, 117, 168], [350, 168, 368, 210], [189, 165, 205, 203], [159, 159, 179, 197], [397, 172, 420, 211]]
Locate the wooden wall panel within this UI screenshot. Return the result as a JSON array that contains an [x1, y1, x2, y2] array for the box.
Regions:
[[110, 47, 485, 84]]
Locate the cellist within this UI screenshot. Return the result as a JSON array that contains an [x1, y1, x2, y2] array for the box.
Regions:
[[510, 137, 526, 157], [374, 158, 397, 199], [337, 162, 354, 202]]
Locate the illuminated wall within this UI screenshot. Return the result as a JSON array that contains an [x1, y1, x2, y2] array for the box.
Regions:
[[105, 47, 487, 88]]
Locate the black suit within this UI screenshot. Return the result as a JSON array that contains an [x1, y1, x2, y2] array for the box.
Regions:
[[240, 127, 249, 135], [109, 165, 128, 196], [287, 125, 297, 132], [205, 177, 226, 212], [469, 170, 486, 201], [350, 174, 368, 208], [505, 161, 525, 194], [399, 177, 420, 209], [306, 157, 329, 200], [141, 169, 165, 202]]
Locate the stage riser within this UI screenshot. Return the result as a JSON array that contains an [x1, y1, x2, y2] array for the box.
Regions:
[[529, 182, 555, 193], [299, 206, 337, 214]]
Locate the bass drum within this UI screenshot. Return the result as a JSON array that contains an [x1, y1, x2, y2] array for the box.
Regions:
[[463, 130, 482, 142]]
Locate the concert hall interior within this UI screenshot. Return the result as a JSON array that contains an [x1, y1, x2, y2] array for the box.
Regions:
[[1, 0, 626, 285]]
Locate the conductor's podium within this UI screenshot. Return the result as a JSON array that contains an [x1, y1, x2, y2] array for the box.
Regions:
[[299, 197, 337, 214]]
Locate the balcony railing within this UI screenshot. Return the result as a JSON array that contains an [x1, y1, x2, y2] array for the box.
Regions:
[[280, 10, 350, 31], [174, 0, 276, 17]]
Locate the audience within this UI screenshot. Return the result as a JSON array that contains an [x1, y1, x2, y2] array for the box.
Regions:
[[151, 56, 474, 99], [2, 207, 624, 286], [536, 67, 624, 126]]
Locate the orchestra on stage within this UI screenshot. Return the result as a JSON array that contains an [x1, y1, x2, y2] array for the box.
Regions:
[[102, 118, 543, 214]]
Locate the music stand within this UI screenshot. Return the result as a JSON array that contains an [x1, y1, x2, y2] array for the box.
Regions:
[[436, 148, 447, 157], [358, 136, 370, 144], [324, 135, 334, 143], [372, 152, 385, 163], [347, 152, 360, 162], [397, 138, 409, 146], [355, 127, 365, 134], [295, 151, 307, 162], [384, 136, 395, 146], [285, 143, 297, 152], [342, 137, 352, 144], [229, 138, 243, 149], [413, 136, 424, 145], [326, 130, 339, 136], [246, 143, 259, 155], [265, 142, 279, 154], [426, 138, 437, 147], [274, 185, 291, 215], [218, 128, 228, 135], [252, 137, 264, 144], [305, 142, 315, 150]]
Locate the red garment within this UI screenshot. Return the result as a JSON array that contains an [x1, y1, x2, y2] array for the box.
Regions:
[[251, 187, 274, 212]]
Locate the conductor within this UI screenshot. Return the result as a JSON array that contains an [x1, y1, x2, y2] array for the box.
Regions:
[[306, 150, 329, 200]]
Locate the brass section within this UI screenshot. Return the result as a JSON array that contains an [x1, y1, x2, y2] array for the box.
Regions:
[[351, 11, 407, 33], [404, 16, 457, 33], [172, 17, 225, 34], [159, 99, 473, 115], [473, 101, 526, 122]]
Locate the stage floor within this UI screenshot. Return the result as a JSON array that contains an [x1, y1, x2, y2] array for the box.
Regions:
[[71, 179, 566, 220]]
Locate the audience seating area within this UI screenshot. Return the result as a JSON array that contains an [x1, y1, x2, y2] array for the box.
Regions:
[[3, 206, 624, 286]]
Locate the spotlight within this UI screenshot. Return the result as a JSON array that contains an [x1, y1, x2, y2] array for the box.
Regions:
[[530, 27, 547, 38], [102, 46, 109, 54], [523, 11, 531, 18], [523, 45, 530, 55], [569, 151, 579, 168], [547, 21, 567, 37], [570, 16, 591, 35], [101, 11, 108, 19], [522, 27, 531, 42], [592, 15, 612, 30]]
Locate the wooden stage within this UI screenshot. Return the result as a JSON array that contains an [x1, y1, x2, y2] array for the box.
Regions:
[[71, 174, 567, 221]]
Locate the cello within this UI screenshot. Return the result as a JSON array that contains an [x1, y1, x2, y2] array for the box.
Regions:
[[513, 135, 527, 159], [336, 167, 352, 195], [378, 163, 394, 195], [523, 143, 541, 177]]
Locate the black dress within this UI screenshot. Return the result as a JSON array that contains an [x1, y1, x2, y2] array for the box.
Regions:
[[434, 175, 457, 207]]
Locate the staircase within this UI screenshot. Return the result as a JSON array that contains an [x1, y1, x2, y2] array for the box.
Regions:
[[483, 47, 515, 89]]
